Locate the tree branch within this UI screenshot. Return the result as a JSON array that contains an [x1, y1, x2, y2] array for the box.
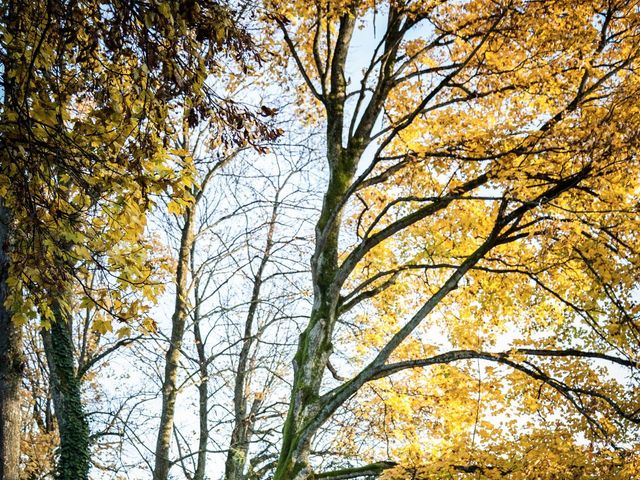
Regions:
[[317, 461, 398, 479]]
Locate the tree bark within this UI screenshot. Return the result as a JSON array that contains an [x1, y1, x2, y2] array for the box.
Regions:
[[0, 202, 23, 480], [192, 278, 208, 480], [42, 299, 90, 480], [153, 206, 195, 480], [1, 0, 25, 475]]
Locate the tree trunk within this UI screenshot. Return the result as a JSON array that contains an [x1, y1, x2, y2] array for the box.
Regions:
[[273, 148, 358, 480], [271, 299, 339, 480], [153, 207, 195, 480], [1, 1, 25, 476], [192, 279, 208, 480], [273, 14, 358, 475], [0, 202, 23, 480], [42, 299, 90, 480]]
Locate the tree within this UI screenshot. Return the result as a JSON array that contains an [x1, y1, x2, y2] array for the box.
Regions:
[[152, 118, 232, 480], [263, 1, 640, 478], [151, 83, 282, 479], [0, 199, 23, 480], [220, 153, 316, 480], [380, 429, 640, 479], [5, 1, 640, 479], [17, 277, 157, 480], [144, 134, 315, 480], [0, 0, 268, 477]]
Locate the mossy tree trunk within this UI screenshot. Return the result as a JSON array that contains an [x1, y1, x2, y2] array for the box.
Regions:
[[272, 7, 410, 479], [273, 14, 359, 479], [42, 299, 90, 480], [271, 151, 358, 479]]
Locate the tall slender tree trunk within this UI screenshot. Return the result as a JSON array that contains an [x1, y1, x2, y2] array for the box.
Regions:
[[153, 206, 195, 480], [192, 277, 208, 480], [41, 298, 90, 480], [154, 117, 232, 480], [1, 0, 25, 476], [0, 202, 23, 480]]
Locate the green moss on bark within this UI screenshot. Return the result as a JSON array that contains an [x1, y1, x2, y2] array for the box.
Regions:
[[43, 306, 90, 480]]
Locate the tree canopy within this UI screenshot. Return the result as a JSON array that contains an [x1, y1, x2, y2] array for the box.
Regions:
[[2, 1, 640, 479]]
